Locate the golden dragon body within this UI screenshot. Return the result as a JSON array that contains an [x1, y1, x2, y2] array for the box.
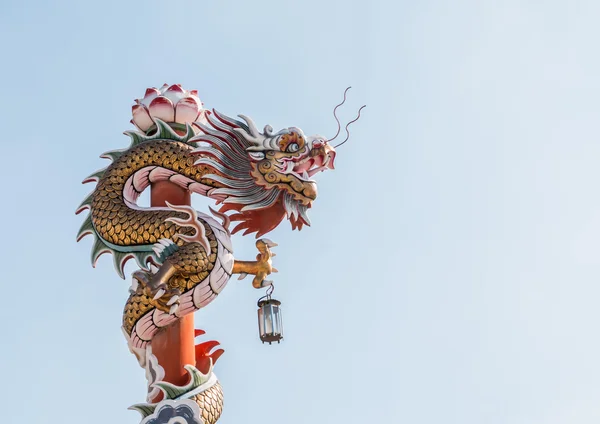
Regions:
[[76, 84, 337, 424]]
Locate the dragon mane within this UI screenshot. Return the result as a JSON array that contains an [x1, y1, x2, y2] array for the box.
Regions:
[[194, 110, 311, 237]]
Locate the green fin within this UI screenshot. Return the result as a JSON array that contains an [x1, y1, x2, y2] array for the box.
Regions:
[[112, 251, 131, 279], [76, 215, 94, 242], [75, 192, 94, 214], [153, 363, 213, 400], [128, 403, 157, 418], [182, 123, 196, 143], [82, 168, 107, 184], [153, 239, 179, 263], [123, 118, 198, 148], [100, 148, 127, 162], [133, 251, 154, 270], [91, 237, 111, 268], [124, 130, 146, 148], [154, 119, 178, 139]]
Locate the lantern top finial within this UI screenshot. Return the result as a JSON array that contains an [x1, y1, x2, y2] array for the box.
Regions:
[[258, 298, 281, 308]]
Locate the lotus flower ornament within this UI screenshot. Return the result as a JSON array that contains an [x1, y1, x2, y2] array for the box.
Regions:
[[131, 83, 208, 133]]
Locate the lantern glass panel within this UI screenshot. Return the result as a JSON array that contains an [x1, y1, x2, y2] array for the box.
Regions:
[[275, 306, 283, 336], [265, 304, 274, 334], [257, 299, 283, 343], [258, 307, 265, 336]]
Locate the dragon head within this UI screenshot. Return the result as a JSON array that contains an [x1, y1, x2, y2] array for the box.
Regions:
[[192, 111, 337, 237], [242, 118, 336, 217]]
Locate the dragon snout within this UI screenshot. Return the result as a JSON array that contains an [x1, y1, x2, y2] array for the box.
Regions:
[[323, 144, 336, 170], [311, 142, 336, 171]]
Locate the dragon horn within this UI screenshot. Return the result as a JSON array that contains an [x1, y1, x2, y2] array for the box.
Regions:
[[237, 114, 261, 137]]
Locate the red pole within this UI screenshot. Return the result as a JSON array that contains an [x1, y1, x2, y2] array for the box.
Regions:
[[149, 180, 196, 402]]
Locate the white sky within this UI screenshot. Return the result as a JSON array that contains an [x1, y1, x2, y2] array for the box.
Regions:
[[1, 0, 600, 423]]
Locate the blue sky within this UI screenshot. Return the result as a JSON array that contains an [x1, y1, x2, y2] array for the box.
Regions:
[[1, 0, 600, 423]]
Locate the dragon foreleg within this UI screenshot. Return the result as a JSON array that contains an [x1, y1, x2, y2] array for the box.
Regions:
[[232, 239, 279, 288]]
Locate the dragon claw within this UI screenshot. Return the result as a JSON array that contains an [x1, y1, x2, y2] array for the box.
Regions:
[[132, 270, 151, 286], [129, 277, 140, 294], [258, 238, 278, 248], [153, 287, 182, 314], [153, 288, 166, 300], [133, 270, 182, 314]]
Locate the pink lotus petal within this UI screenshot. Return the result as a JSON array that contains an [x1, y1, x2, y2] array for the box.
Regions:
[[190, 90, 199, 96], [162, 84, 186, 105], [167, 84, 184, 93], [175, 96, 201, 124], [148, 96, 175, 122], [132, 104, 155, 132], [140, 88, 160, 107], [144, 87, 159, 97], [158, 83, 169, 94], [190, 94, 203, 106], [163, 91, 185, 105]]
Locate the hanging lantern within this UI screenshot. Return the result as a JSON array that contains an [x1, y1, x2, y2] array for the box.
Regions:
[[257, 286, 283, 344]]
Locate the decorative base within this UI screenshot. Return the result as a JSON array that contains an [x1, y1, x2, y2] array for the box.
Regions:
[[131, 363, 224, 424], [138, 399, 205, 424], [136, 383, 223, 424]]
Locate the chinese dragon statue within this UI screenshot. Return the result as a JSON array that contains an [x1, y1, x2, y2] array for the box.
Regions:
[[76, 84, 362, 424]]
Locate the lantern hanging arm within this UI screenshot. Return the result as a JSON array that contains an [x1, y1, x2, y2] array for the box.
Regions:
[[258, 283, 275, 304]]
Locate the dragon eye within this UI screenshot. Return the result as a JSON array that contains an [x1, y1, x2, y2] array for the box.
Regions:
[[286, 143, 300, 153]]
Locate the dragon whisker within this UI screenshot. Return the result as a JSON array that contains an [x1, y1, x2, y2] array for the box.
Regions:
[[334, 105, 366, 149], [328, 86, 351, 142]]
